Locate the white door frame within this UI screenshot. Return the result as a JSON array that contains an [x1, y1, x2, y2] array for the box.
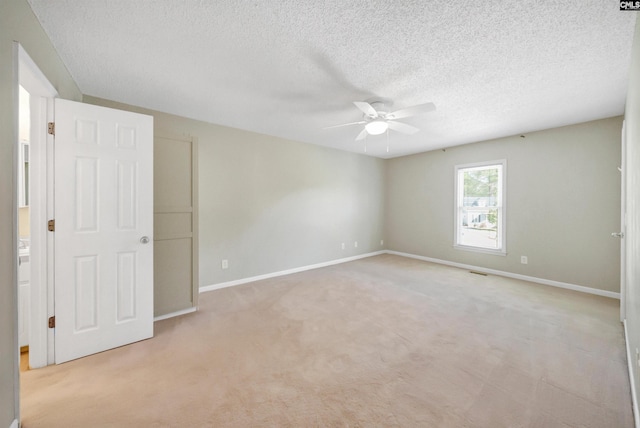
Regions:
[[621, 120, 627, 323], [16, 43, 58, 368]]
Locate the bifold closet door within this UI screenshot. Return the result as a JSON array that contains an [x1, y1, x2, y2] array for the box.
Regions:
[[153, 135, 198, 317]]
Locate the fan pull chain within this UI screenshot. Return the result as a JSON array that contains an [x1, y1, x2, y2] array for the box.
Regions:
[[386, 129, 390, 153]]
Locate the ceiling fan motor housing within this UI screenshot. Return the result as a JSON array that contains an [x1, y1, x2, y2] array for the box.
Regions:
[[366, 99, 391, 118], [363, 101, 391, 136]]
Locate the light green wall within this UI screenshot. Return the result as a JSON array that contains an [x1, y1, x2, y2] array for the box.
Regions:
[[0, 0, 82, 426], [83, 96, 386, 297], [624, 15, 640, 419], [386, 117, 622, 293]]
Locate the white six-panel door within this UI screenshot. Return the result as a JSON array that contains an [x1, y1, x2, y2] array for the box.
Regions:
[[54, 99, 153, 364]]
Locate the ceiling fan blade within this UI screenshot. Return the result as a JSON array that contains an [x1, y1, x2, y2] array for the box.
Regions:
[[386, 102, 436, 120], [353, 101, 378, 118], [388, 121, 420, 135], [323, 121, 366, 130], [355, 128, 368, 141]]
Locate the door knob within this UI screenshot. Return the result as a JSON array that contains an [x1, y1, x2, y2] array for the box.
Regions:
[[140, 236, 150, 244], [611, 232, 624, 238]]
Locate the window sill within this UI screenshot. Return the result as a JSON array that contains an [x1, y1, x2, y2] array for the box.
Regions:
[[453, 244, 507, 256]]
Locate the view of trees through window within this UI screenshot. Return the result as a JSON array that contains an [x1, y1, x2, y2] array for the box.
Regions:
[[456, 163, 503, 251]]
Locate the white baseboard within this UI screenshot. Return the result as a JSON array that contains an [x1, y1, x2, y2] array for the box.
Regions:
[[154, 306, 197, 322], [200, 251, 386, 294], [10, 419, 18, 428], [624, 319, 640, 428], [386, 250, 621, 300], [199, 249, 619, 300]]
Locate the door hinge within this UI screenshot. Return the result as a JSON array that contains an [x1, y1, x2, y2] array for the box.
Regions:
[[48, 219, 55, 232], [48, 316, 55, 328], [48, 122, 55, 135]]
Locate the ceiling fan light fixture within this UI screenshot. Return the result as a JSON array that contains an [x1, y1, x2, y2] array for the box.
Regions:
[[365, 120, 388, 135]]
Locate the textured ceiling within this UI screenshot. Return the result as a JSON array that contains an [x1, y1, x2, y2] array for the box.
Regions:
[[27, 0, 637, 158]]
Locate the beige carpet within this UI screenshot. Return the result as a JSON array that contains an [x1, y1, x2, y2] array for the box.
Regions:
[[21, 254, 633, 427]]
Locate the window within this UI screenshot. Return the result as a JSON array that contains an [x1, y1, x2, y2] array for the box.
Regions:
[[454, 160, 506, 254]]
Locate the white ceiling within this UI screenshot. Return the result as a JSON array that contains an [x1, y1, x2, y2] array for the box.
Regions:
[[27, 0, 637, 158]]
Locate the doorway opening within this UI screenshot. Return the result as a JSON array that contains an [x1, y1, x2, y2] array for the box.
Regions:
[[15, 42, 58, 370], [17, 83, 31, 371]]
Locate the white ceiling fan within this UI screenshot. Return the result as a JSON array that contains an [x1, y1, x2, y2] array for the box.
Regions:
[[326, 99, 436, 141]]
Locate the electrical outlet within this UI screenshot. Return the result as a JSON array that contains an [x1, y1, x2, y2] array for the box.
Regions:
[[380, 240, 384, 246], [354, 241, 358, 248], [341, 242, 345, 250], [221, 259, 228, 269], [520, 256, 528, 265]]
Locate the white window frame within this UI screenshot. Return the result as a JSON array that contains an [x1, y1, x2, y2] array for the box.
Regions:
[[454, 159, 506, 255]]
